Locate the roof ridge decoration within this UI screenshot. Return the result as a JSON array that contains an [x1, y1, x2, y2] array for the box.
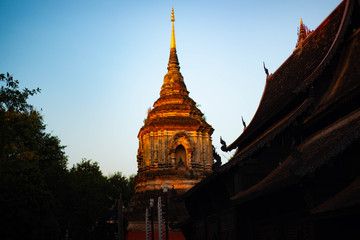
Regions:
[[296, 18, 312, 48], [297, 0, 352, 92]]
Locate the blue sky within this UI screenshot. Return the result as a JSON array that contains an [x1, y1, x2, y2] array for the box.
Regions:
[[0, 0, 342, 177]]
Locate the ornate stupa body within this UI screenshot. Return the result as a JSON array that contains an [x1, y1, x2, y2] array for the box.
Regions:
[[135, 8, 214, 193]]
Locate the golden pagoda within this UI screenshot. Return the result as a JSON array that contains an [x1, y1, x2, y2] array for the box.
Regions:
[[136, 7, 214, 191], [126, 7, 214, 235]]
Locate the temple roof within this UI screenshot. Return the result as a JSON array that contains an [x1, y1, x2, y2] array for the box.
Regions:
[[180, 0, 360, 202], [311, 176, 360, 214], [230, 107, 360, 204], [223, 0, 349, 153], [226, 0, 360, 207]]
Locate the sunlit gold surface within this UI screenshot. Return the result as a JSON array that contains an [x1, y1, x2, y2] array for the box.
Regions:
[[171, 7, 176, 49]]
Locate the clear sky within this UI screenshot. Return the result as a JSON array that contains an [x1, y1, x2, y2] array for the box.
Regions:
[[0, 0, 342, 177]]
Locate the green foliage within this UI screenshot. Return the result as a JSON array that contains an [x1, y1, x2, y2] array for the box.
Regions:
[[0, 73, 135, 240], [0, 72, 40, 112], [107, 172, 135, 207], [0, 73, 66, 239], [65, 159, 109, 240]]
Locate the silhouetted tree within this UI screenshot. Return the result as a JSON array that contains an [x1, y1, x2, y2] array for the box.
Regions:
[[65, 159, 109, 240], [107, 172, 135, 208], [64, 162, 136, 240], [0, 73, 67, 240], [0, 73, 136, 240]]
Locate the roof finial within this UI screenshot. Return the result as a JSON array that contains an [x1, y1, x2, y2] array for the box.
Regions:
[[263, 62, 269, 79], [171, 7, 176, 49], [296, 18, 312, 48]]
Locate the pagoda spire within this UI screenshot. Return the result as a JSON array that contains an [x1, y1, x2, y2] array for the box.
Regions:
[[171, 7, 176, 49], [168, 7, 180, 71], [161, 7, 187, 97]]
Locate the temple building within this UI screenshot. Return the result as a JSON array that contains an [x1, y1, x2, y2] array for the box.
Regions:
[[125, 8, 214, 239], [180, 0, 360, 239]]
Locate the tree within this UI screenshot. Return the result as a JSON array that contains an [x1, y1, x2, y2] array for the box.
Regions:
[[66, 159, 110, 240], [0, 72, 136, 240], [0, 72, 40, 112], [0, 73, 67, 240], [64, 162, 135, 240], [107, 172, 135, 208]]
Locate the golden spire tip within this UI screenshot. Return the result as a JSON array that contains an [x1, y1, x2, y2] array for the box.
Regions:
[[170, 7, 176, 48], [171, 7, 175, 22]]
